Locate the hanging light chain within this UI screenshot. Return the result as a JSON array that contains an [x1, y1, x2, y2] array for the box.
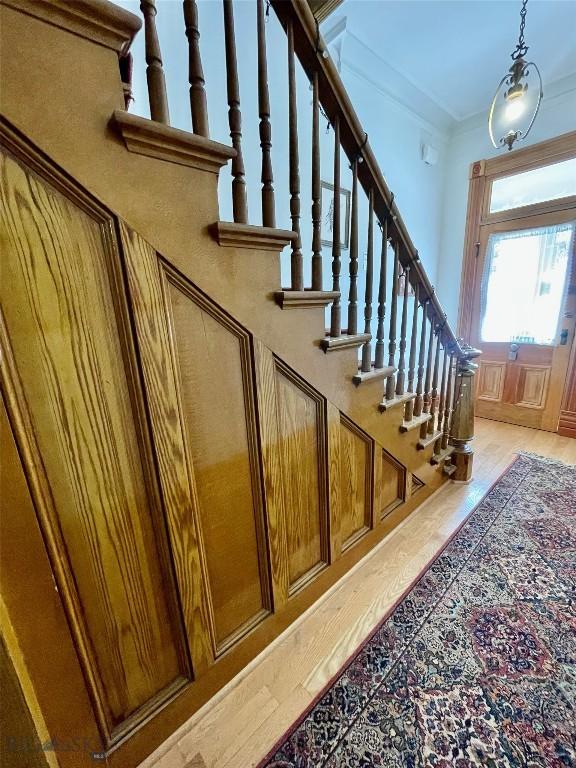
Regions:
[[511, 0, 529, 60]]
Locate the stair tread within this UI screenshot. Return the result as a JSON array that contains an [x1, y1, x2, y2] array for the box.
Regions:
[[321, 332, 371, 352], [417, 430, 443, 450], [275, 290, 340, 309], [399, 411, 432, 432], [112, 110, 235, 172], [430, 444, 455, 465], [379, 391, 415, 412], [211, 221, 295, 251], [352, 364, 395, 385]]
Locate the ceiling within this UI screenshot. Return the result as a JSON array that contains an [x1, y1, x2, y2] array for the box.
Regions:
[[336, 0, 576, 121]]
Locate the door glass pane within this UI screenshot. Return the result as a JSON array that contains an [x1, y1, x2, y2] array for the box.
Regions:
[[490, 158, 576, 213], [480, 222, 575, 345]]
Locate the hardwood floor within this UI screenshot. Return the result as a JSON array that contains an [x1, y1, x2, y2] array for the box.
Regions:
[[140, 418, 576, 768]]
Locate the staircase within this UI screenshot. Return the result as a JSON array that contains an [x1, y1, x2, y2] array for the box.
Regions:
[[0, 1, 480, 766]]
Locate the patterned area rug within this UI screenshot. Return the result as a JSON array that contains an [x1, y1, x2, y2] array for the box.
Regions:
[[259, 453, 576, 768]]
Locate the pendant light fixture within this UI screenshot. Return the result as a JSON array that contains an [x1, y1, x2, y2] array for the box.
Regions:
[[488, 0, 543, 151]]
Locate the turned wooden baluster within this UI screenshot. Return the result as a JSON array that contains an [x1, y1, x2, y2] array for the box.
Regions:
[[361, 189, 374, 372], [329, 115, 341, 337], [257, 0, 275, 227], [395, 262, 410, 396], [414, 299, 429, 416], [223, 0, 247, 223], [384, 245, 399, 401], [374, 220, 387, 369], [287, 19, 303, 290], [441, 353, 454, 450], [426, 325, 442, 436], [140, 0, 170, 124], [413, 299, 429, 418], [419, 310, 435, 429], [183, 0, 209, 137], [404, 282, 420, 422], [347, 159, 359, 335], [434, 345, 449, 452], [311, 71, 322, 291]]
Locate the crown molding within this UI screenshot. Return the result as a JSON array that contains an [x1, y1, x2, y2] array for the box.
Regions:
[[337, 28, 454, 141]]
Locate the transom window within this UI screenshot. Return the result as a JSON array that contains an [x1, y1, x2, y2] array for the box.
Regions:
[[489, 158, 576, 214]]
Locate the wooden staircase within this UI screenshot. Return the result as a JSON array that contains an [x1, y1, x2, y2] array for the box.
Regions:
[[0, 1, 480, 766]]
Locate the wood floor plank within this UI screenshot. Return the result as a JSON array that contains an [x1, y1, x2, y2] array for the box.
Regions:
[[140, 418, 575, 768]]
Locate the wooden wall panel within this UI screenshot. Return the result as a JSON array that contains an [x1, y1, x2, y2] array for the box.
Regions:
[[121, 223, 271, 658], [163, 268, 270, 654], [0, 148, 188, 744], [378, 448, 406, 520], [255, 344, 329, 598], [339, 416, 373, 552], [275, 361, 329, 592]]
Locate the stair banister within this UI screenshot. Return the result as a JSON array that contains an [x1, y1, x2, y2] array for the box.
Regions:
[[270, 0, 463, 357]]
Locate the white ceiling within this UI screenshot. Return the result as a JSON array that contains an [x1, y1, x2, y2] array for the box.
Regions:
[[336, 0, 576, 121]]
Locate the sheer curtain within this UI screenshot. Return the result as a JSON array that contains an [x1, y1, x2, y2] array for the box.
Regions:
[[480, 221, 575, 345]]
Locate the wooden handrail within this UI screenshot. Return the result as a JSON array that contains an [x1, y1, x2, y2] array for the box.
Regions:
[[270, 0, 463, 358]]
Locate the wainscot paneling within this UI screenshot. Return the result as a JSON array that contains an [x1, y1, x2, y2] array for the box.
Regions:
[[338, 415, 373, 552], [377, 448, 406, 520], [0, 142, 190, 747], [254, 342, 330, 600], [121, 224, 271, 659], [0, 123, 415, 768]]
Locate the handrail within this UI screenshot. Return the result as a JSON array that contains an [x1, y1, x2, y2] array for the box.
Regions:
[[270, 0, 464, 357]]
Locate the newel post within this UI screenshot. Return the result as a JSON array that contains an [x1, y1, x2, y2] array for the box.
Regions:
[[450, 343, 482, 482]]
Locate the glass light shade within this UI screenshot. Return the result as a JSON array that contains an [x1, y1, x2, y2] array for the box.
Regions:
[[489, 59, 543, 151]]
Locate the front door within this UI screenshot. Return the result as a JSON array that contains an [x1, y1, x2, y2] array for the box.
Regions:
[[471, 210, 576, 430]]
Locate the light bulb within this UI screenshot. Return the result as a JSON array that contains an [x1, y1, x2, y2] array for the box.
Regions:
[[505, 96, 525, 122]]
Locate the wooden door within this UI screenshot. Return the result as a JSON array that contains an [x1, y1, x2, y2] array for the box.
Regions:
[[470, 210, 576, 430]]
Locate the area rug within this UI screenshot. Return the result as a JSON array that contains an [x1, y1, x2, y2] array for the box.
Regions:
[[258, 453, 576, 768]]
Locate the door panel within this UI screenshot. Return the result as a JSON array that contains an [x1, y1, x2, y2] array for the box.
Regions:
[[471, 210, 576, 431], [0, 149, 190, 743], [477, 361, 506, 402]]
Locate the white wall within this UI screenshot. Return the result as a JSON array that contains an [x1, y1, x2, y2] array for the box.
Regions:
[[437, 74, 576, 327], [335, 29, 452, 287]]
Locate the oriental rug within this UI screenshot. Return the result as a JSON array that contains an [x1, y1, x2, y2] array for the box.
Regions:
[[259, 453, 576, 768]]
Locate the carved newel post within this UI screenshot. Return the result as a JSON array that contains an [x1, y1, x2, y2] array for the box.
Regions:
[[450, 342, 482, 482]]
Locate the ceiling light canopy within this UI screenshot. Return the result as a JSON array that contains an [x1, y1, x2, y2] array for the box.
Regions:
[[488, 0, 543, 152]]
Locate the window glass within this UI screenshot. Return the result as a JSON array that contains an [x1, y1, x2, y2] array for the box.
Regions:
[[489, 158, 576, 213], [480, 223, 574, 345]]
